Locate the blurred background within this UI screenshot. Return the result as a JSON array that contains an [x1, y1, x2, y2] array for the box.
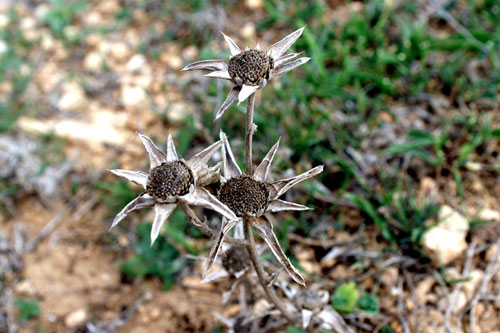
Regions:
[[1, 0, 499, 332]]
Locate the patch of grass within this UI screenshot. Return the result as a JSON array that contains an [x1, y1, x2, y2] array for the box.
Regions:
[[345, 182, 439, 251], [96, 178, 142, 219], [15, 298, 41, 322], [0, 8, 33, 133], [121, 222, 184, 290], [43, 0, 89, 39]]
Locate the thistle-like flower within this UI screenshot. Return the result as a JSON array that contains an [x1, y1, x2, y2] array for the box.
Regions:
[[203, 131, 323, 286], [109, 133, 237, 245], [182, 27, 310, 121]]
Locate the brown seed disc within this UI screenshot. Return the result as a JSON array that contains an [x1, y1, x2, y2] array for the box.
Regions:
[[146, 160, 194, 202], [217, 175, 268, 217], [228, 50, 273, 86]]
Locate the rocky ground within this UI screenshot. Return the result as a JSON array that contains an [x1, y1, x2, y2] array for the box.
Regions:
[[1, 0, 500, 332]]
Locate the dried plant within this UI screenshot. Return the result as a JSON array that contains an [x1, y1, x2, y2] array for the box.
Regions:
[[203, 131, 323, 286], [109, 133, 236, 245], [110, 26, 333, 329], [181, 27, 310, 120]]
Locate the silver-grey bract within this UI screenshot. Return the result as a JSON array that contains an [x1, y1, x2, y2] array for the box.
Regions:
[[203, 131, 323, 286], [182, 27, 310, 121], [109, 133, 237, 246]]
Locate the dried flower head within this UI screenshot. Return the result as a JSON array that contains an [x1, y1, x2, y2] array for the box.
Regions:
[[182, 27, 310, 120], [109, 133, 237, 245], [203, 131, 323, 286], [222, 245, 251, 277]]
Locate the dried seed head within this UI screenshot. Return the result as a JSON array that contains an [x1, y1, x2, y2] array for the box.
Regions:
[[228, 50, 274, 86], [218, 175, 269, 217], [222, 246, 251, 276], [146, 161, 194, 202]]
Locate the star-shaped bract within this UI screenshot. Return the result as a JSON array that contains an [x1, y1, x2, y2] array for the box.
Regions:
[[182, 27, 310, 121], [109, 133, 237, 245], [203, 131, 323, 286]]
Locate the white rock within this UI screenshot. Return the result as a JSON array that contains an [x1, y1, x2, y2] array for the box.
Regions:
[[63, 25, 79, 41], [439, 291, 467, 314], [245, 0, 262, 9], [415, 277, 435, 304], [479, 208, 500, 222], [34, 4, 50, 20], [241, 23, 256, 39], [19, 109, 127, 147], [423, 205, 470, 267], [20, 17, 36, 31], [438, 205, 469, 234], [0, 40, 8, 54], [0, 14, 9, 29], [83, 11, 102, 25], [422, 227, 468, 266], [15, 279, 37, 297], [121, 85, 148, 108], [110, 41, 130, 62], [83, 51, 103, 72], [126, 54, 146, 73], [462, 269, 484, 300], [65, 309, 87, 328], [58, 84, 87, 112]]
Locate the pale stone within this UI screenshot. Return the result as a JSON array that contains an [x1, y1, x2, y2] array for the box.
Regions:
[[0, 14, 9, 29], [465, 161, 482, 171], [381, 267, 399, 287], [165, 54, 182, 70], [83, 51, 103, 72], [35, 4, 50, 20], [462, 269, 484, 300], [150, 307, 160, 320], [58, 84, 87, 111], [83, 11, 102, 25], [65, 309, 88, 328], [0, 40, 7, 54], [486, 244, 500, 263], [422, 227, 468, 266], [181, 45, 198, 61], [241, 23, 256, 40], [415, 277, 435, 304], [18, 109, 127, 146], [15, 279, 37, 297], [121, 85, 148, 108], [20, 17, 36, 31], [438, 205, 469, 234], [63, 25, 79, 41], [110, 41, 130, 61], [479, 208, 500, 222], [96, 0, 120, 14], [423, 205, 469, 266], [245, 0, 262, 9], [126, 54, 146, 73], [444, 267, 460, 281], [438, 291, 467, 314], [41, 33, 55, 51]]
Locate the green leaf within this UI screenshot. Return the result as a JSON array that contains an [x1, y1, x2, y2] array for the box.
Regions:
[[15, 298, 41, 322], [357, 293, 380, 314], [120, 223, 184, 290], [331, 282, 360, 314]]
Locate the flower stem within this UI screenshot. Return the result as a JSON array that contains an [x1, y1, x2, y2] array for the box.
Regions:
[[245, 93, 256, 175], [179, 203, 247, 246], [243, 219, 295, 323], [243, 94, 295, 324]]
